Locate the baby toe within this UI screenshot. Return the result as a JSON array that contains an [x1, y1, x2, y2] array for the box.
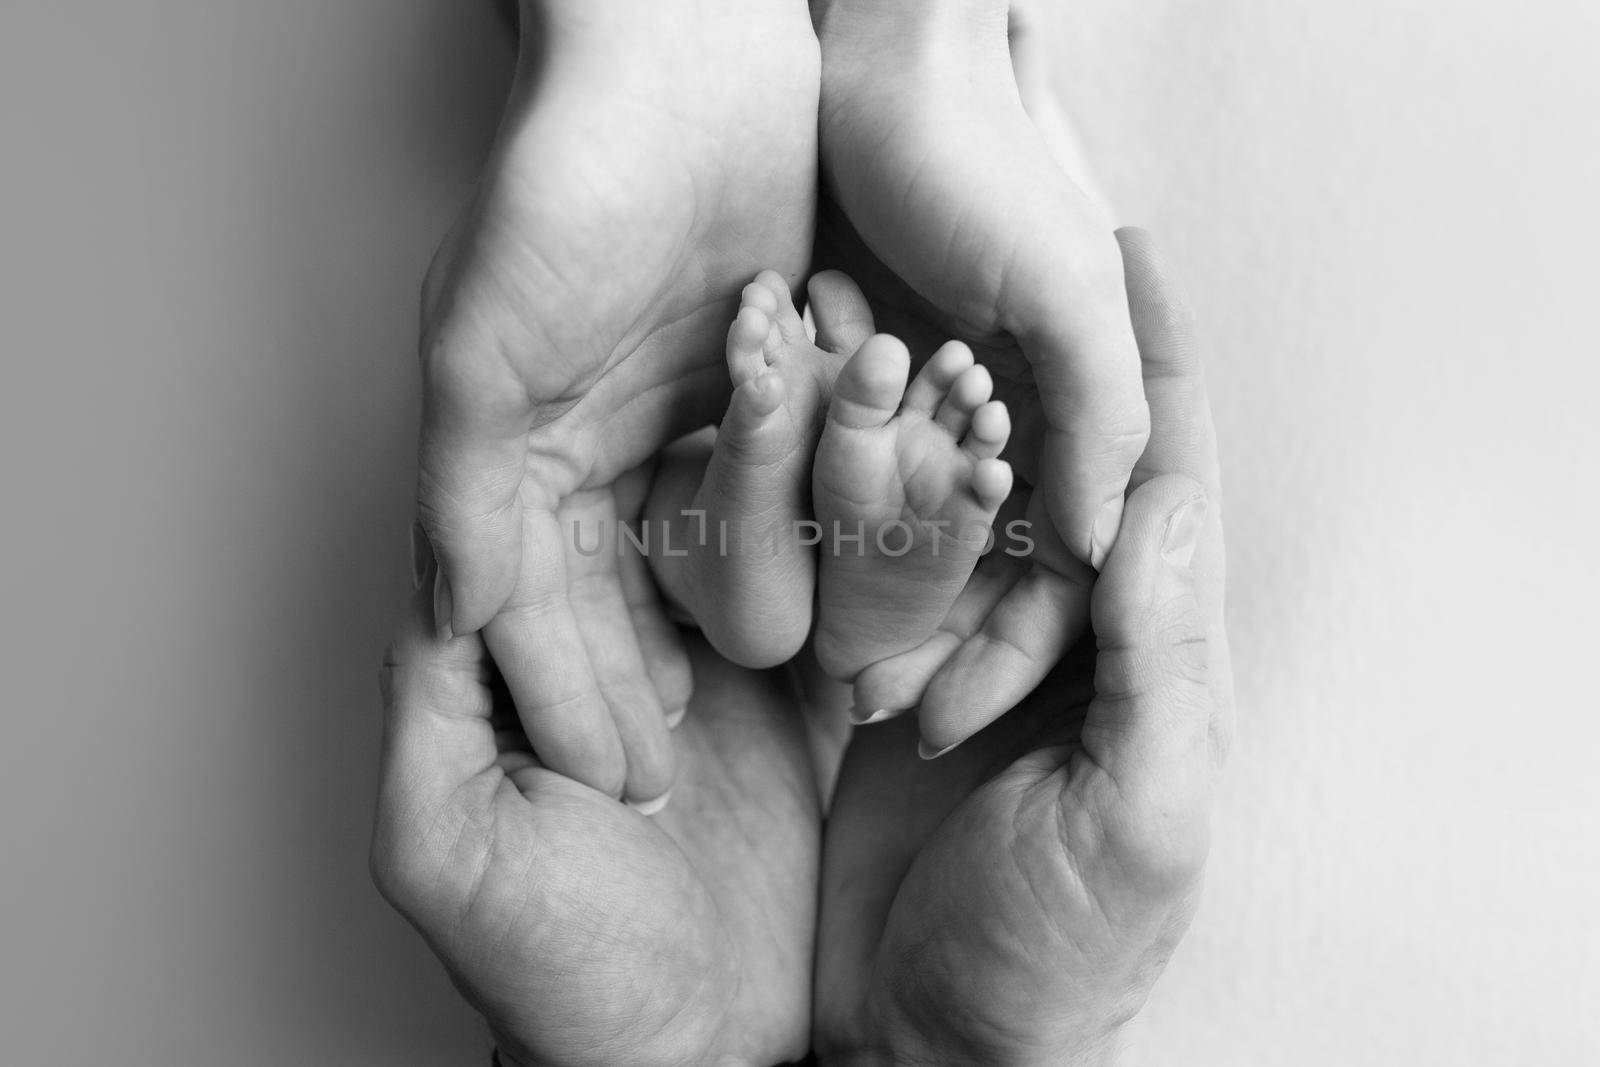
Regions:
[[752, 269, 807, 340], [903, 341, 975, 416], [934, 364, 994, 436], [972, 457, 1014, 511], [727, 305, 773, 387], [828, 334, 911, 431], [741, 276, 781, 317], [963, 400, 1011, 461]]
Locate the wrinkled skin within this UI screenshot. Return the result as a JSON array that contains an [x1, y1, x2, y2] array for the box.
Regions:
[[807, 0, 1165, 752], [385, 5, 1232, 1063], [372, 532, 821, 1066], [813, 0, 1150, 573], [812, 230, 1233, 1066], [373, 232, 1230, 1067], [417, 0, 821, 805]]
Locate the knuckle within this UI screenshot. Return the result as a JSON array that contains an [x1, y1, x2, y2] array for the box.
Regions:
[[1097, 594, 1207, 698]]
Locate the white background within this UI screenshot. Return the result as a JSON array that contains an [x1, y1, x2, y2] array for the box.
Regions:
[[0, 1, 1591, 1063]]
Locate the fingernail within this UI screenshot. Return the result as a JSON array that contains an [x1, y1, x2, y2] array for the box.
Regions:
[[665, 706, 687, 729], [410, 521, 432, 591], [918, 737, 961, 760], [849, 706, 904, 726], [627, 790, 671, 816], [1161, 494, 1208, 568], [1090, 498, 1123, 571], [433, 569, 454, 642]]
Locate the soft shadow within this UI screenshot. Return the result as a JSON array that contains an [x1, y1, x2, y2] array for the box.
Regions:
[[253, 0, 516, 1059]]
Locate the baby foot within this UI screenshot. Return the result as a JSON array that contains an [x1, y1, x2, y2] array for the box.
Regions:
[[812, 335, 1013, 682], [676, 271, 856, 668]]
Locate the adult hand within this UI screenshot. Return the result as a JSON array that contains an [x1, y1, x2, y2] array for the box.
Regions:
[[371, 526, 820, 1067], [812, 0, 1148, 573], [813, 230, 1232, 1065], [418, 0, 819, 804]]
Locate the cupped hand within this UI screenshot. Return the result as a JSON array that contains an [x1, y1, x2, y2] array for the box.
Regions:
[[814, 231, 1232, 1065], [809, 0, 1159, 746], [810, 206, 1100, 752], [813, 0, 1148, 572], [372, 529, 821, 1067], [418, 0, 819, 804]]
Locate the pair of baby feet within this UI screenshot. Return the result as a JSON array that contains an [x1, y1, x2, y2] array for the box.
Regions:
[[652, 271, 1014, 700]]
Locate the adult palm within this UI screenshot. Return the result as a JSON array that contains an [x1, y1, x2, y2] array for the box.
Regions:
[[813, 232, 1233, 1064], [372, 541, 820, 1067], [812, 0, 1148, 574], [419, 0, 819, 804]]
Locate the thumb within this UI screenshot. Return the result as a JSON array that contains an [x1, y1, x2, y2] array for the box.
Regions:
[[807, 269, 876, 355], [1011, 237, 1149, 572], [417, 322, 530, 640], [1081, 473, 1213, 837]]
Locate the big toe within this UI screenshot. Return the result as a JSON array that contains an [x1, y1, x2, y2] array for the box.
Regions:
[[745, 269, 806, 342], [828, 334, 910, 431]]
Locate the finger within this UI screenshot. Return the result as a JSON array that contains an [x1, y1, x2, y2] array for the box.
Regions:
[[917, 570, 1091, 757], [968, 150, 1148, 572], [848, 635, 960, 725], [612, 460, 695, 730], [911, 489, 1093, 753], [1032, 390, 1149, 574], [569, 538, 678, 809], [417, 321, 533, 639], [998, 220, 1148, 569], [917, 530, 1094, 754], [1116, 227, 1218, 492], [807, 270, 876, 355], [850, 532, 1029, 717], [372, 543, 501, 908], [1116, 226, 1233, 763], [379, 551, 500, 798], [483, 501, 628, 800], [616, 532, 694, 729], [1079, 473, 1212, 849], [566, 470, 677, 806]]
